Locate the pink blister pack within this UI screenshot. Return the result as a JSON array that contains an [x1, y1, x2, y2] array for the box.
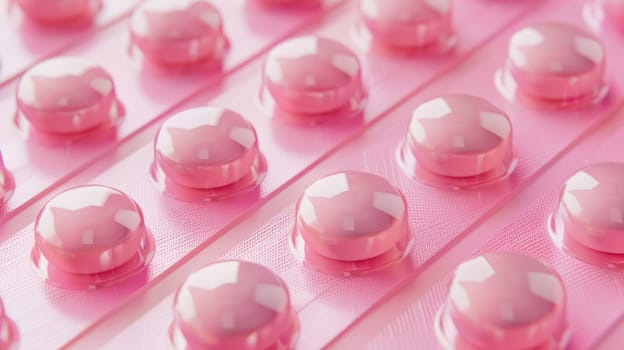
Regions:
[[2, 0, 624, 349]]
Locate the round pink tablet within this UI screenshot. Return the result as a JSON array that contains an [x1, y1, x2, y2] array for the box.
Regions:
[[0, 152, 15, 205], [261, 36, 366, 122], [498, 22, 607, 107], [169, 261, 299, 350], [291, 171, 413, 275], [152, 107, 266, 201], [398, 95, 515, 189], [549, 163, 624, 268], [0, 299, 19, 350], [358, 0, 454, 50], [16, 0, 101, 25], [31, 185, 155, 289], [15, 57, 124, 142], [130, 0, 228, 67], [436, 252, 569, 350]]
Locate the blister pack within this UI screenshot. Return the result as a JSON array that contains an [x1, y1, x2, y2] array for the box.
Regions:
[[2, 0, 624, 349]]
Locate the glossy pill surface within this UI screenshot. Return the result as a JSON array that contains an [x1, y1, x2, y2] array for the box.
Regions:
[[32, 185, 154, 288], [291, 171, 412, 275], [436, 252, 568, 350], [359, 0, 453, 50], [152, 107, 266, 201], [130, 0, 228, 66], [16, 57, 123, 137], [499, 22, 606, 106], [399, 95, 515, 189], [262, 36, 365, 119], [169, 261, 299, 350], [550, 163, 624, 268]]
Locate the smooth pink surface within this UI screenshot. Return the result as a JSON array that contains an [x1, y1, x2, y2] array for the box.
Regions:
[[505, 22, 606, 102], [129, 0, 228, 66], [438, 252, 567, 349], [33, 185, 147, 275], [63, 1, 624, 349], [0, 299, 18, 350], [403, 95, 513, 178], [16, 56, 123, 136], [598, 0, 624, 27], [0, 152, 15, 205], [294, 171, 408, 262], [170, 261, 298, 350], [552, 163, 624, 256], [262, 36, 364, 116], [154, 107, 260, 190], [359, 0, 453, 49], [10, 2, 617, 346], [15, 0, 101, 25]]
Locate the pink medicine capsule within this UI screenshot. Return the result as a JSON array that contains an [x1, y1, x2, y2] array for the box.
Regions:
[[15, 0, 101, 25], [152, 107, 266, 201], [261, 36, 366, 122], [290, 171, 412, 275], [436, 252, 569, 350], [0, 299, 19, 350], [358, 0, 455, 51], [169, 261, 299, 350], [16, 57, 124, 143], [549, 163, 624, 268], [498, 22, 607, 107], [31, 185, 155, 289], [399, 95, 515, 189], [129, 0, 229, 67], [0, 152, 15, 205]]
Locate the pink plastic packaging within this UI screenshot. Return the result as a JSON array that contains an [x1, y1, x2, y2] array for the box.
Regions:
[[4, 0, 624, 349], [62, 0, 624, 349]]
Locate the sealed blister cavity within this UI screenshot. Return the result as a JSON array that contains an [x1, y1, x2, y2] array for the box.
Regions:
[[290, 171, 413, 276], [0, 152, 15, 205], [14, 57, 125, 145], [151, 107, 267, 202], [169, 261, 299, 350], [435, 252, 569, 350], [31, 185, 155, 289], [398, 95, 516, 190], [15, 0, 102, 26], [129, 0, 229, 72], [356, 0, 455, 53], [260, 36, 367, 123], [0, 299, 18, 350], [549, 163, 624, 268], [496, 22, 608, 108], [584, 0, 624, 32]]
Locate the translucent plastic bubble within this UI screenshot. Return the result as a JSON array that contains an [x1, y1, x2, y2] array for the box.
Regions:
[[31, 185, 155, 289], [151, 107, 267, 201], [15, 57, 125, 145], [169, 261, 299, 350], [129, 0, 229, 73], [398, 95, 516, 190], [496, 22, 608, 109], [549, 163, 624, 269], [261, 36, 367, 124], [435, 252, 569, 350], [290, 171, 413, 276]]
